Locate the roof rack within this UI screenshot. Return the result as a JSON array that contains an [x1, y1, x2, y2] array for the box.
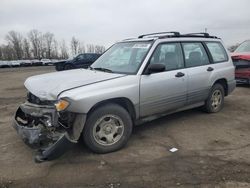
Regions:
[[184, 32, 210, 37], [182, 32, 218, 38], [137, 31, 219, 39], [138, 31, 180, 39]]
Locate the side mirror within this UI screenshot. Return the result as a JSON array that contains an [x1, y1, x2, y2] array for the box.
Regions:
[[146, 63, 165, 74]]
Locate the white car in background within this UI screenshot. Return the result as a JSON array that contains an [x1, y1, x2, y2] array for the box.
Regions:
[[41, 59, 52, 66], [10, 60, 21, 67], [0, 61, 11, 68]]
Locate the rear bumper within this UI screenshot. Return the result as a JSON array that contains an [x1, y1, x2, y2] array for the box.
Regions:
[[227, 80, 236, 94], [13, 103, 76, 163]]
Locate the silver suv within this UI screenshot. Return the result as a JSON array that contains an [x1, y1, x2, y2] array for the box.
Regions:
[[13, 32, 236, 162]]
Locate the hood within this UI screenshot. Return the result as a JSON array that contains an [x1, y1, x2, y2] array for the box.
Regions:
[[231, 52, 250, 61], [24, 69, 125, 100]]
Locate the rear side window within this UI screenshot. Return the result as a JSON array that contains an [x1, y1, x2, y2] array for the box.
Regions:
[[182, 42, 210, 68], [77, 54, 85, 60], [206, 42, 228, 63]]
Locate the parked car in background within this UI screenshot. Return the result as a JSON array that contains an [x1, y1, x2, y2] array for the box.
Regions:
[[54, 59, 67, 70], [19, 60, 32, 66], [10, 60, 21, 67], [31, 59, 43, 66], [13, 32, 235, 162], [41, 59, 52, 66], [231, 40, 250, 85], [55, 53, 101, 71], [0, 61, 11, 68]]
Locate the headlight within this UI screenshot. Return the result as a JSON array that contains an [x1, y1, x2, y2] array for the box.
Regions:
[[55, 99, 70, 111]]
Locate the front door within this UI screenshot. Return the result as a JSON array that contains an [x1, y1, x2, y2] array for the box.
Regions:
[[140, 42, 188, 117]]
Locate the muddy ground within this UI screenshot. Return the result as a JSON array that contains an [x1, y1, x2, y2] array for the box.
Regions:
[[0, 66, 250, 188]]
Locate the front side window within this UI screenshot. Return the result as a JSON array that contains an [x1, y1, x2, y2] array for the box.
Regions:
[[206, 42, 228, 62], [91, 42, 152, 74], [149, 43, 184, 71], [182, 42, 210, 68]]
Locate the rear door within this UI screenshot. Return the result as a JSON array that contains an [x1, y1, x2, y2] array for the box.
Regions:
[[140, 42, 188, 117], [181, 42, 212, 104]]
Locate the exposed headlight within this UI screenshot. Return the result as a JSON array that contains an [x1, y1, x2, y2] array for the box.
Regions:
[[55, 99, 70, 111]]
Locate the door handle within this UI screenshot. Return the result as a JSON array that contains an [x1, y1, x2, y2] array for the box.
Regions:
[[207, 67, 214, 72], [175, 72, 185, 78]]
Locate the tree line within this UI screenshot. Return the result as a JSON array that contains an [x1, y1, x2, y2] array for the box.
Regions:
[[0, 30, 106, 60]]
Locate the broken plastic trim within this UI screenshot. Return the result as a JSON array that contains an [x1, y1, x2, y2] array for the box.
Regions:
[[13, 103, 86, 163], [34, 134, 75, 163]]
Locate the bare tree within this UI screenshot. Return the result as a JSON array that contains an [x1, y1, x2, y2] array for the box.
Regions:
[[94, 45, 105, 54], [28, 29, 42, 59], [0, 29, 107, 60], [23, 38, 31, 59], [78, 42, 86, 54], [51, 39, 59, 59], [71, 37, 80, 55], [86, 44, 95, 53], [0, 46, 2, 60], [0, 44, 15, 60], [43, 32, 54, 58], [5, 31, 23, 59], [60, 40, 69, 59]]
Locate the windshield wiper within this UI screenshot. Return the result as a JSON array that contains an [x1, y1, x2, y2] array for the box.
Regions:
[[89, 66, 113, 73]]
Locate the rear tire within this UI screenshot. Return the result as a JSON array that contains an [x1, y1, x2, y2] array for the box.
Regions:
[[204, 83, 225, 113], [64, 64, 73, 70], [83, 103, 133, 153], [55, 64, 63, 71]]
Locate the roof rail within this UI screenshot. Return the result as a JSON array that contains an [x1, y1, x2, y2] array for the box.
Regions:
[[184, 32, 210, 37], [138, 31, 180, 38], [182, 32, 218, 38]]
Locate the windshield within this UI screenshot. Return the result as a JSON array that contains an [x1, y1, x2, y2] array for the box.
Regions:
[[90, 41, 152, 74], [235, 40, 250, 53]]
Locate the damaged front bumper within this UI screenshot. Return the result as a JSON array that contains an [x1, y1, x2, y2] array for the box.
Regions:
[[12, 102, 85, 163]]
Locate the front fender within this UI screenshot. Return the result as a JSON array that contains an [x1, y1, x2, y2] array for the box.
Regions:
[[59, 75, 140, 115]]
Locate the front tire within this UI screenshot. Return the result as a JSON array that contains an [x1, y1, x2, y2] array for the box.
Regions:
[[83, 103, 133, 153], [204, 83, 225, 113]]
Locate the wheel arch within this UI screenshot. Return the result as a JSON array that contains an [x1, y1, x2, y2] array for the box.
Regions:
[[87, 97, 137, 123], [213, 78, 228, 96]]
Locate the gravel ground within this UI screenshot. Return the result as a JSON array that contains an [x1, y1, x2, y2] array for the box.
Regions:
[[0, 66, 250, 188]]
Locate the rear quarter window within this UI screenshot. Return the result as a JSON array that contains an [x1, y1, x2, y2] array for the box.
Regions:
[[205, 42, 228, 63]]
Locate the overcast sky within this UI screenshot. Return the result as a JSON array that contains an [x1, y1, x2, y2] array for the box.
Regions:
[[0, 0, 250, 47]]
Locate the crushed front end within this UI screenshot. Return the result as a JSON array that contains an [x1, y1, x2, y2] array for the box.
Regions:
[[13, 92, 85, 163]]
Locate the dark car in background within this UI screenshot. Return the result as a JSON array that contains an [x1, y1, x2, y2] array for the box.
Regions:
[[231, 40, 250, 85], [55, 53, 101, 71]]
